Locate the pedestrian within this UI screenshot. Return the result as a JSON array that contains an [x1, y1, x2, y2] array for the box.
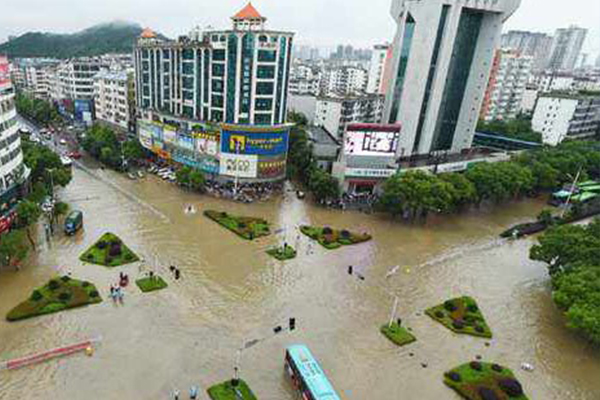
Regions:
[[174, 269, 180, 280], [173, 389, 180, 400], [189, 386, 198, 399], [169, 265, 176, 273]]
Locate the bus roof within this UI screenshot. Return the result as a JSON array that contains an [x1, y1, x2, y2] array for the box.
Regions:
[[578, 181, 599, 187], [572, 192, 599, 203], [287, 345, 341, 400], [66, 210, 82, 219]]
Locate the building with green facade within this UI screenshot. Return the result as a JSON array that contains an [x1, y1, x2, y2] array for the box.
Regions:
[[133, 3, 294, 182]]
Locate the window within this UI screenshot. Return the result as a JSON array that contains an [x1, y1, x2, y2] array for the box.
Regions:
[[257, 66, 275, 79], [255, 114, 272, 125], [182, 49, 194, 60], [212, 80, 224, 93], [183, 76, 194, 90], [258, 50, 276, 62], [211, 95, 224, 108], [256, 82, 274, 95], [182, 62, 194, 74], [255, 98, 272, 111], [212, 63, 225, 77], [213, 49, 225, 61]]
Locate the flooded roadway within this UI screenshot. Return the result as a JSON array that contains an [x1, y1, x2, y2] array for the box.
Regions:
[[1, 161, 599, 400]]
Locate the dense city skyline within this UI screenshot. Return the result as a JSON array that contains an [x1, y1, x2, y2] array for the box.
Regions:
[[1, 0, 599, 59]]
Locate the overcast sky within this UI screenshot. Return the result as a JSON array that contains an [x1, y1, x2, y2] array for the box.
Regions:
[[1, 0, 599, 59]]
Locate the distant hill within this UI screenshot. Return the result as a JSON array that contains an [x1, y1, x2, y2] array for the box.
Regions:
[[0, 22, 144, 58]]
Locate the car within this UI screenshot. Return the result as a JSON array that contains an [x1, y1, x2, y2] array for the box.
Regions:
[[59, 139, 67, 146], [61, 156, 72, 167], [68, 151, 82, 159]]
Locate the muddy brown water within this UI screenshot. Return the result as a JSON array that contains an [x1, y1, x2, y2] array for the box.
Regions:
[[1, 162, 599, 400]]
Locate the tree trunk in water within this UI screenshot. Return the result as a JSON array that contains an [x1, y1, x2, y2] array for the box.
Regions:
[[26, 228, 36, 251]]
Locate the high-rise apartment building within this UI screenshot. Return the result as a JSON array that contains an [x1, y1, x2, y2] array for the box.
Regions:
[[321, 66, 367, 96], [52, 58, 107, 101], [501, 30, 553, 71], [134, 3, 293, 126], [315, 94, 384, 139], [366, 44, 392, 95], [134, 3, 294, 182], [547, 26, 587, 72], [0, 55, 29, 218], [480, 49, 532, 121], [384, 0, 521, 156]]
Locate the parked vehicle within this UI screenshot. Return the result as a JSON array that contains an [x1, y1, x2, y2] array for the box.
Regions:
[[68, 151, 82, 159], [64, 210, 83, 235]]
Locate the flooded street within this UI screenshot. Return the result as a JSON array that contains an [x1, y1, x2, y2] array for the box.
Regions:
[[1, 162, 600, 400]]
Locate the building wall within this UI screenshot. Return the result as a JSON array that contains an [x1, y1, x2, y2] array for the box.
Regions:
[[520, 87, 538, 115], [93, 71, 132, 130], [315, 95, 384, 139], [366, 44, 390, 94], [288, 94, 317, 124], [384, 0, 520, 156], [547, 26, 587, 72]]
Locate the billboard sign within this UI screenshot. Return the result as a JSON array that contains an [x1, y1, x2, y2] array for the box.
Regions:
[[344, 124, 401, 157], [138, 121, 155, 149], [74, 99, 93, 122], [163, 125, 177, 144], [345, 168, 396, 179], [221, 130, 289, 156], [195, 132, 219, 156], [258, 159, 286, 179], [219, 153, 258, 178], [0, 56, 9, 86]]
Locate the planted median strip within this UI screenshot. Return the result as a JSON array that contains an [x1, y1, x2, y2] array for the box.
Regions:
[[425, 296, 492, 338], [6, 276, 102, 321], [300, 225, 371, 250], [380, 322, 417, 347], [444, 361, 529, 400], [79, 232, 139, 267], [204, 210, 270, 241], [207, 379, 258, 400], [136, 275, 168, 293], [266, 244, 297, 261]]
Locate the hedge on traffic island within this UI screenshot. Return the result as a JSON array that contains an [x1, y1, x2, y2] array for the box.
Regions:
[[266, 244, 297, 261], [136, 275, 168, 293], [380, 321, 417, 347], [444, 361, 529, 400], [79, 232, 139, 267], [6, 276, 102, 321], [299, 225, 372, 250], [425, 296, 492, 338], [207, 379, 258, 400], [204, 210, 270, 241]]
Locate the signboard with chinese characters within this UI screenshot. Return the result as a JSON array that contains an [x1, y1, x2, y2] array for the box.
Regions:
[[0, 56, 9, 86], [219, 153, 258, 178], [345, 168, 397, 179], [344, 124, 401, 157]]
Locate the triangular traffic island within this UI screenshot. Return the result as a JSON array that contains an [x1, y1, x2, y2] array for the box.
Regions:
[[266, 244, 297, 261], [6, 276, 102, 321], [204, 210, 270, 241], [300, 225, 372, 250], [380, 322, 417, 347], [136, 275, 168, 293], [207, 379, 257, 400], [444, 362, 529, 400], [425, 296, 492, 338], [79, 232, 140, 267]]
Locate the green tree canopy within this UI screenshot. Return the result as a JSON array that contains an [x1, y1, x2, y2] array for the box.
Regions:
[[0, 229, 29, 268]]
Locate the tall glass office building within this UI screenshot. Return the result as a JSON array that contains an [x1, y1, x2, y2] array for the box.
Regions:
[[383, 0, 521, 157], [134, 3, 295, 182]]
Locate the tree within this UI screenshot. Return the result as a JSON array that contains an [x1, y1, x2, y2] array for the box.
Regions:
[[537, 209, 555, 226], [308, 167, 340, 202], [16, 200, 42, 250], [288, 111, 308, 126], [477, 118, 542, 143], [439, 173, 477, 210], [0, 230, 29, 268], [53, 201, 69, 225], [122, 139, 145, 162], [176, 166, 192, 187], [188, 169, 205, 192], [465, 163, 509, 203], [287, 127, 313, 181], [21, 139, 72, 189]]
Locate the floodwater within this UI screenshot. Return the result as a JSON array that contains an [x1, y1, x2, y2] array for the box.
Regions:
[[1, 161, 599, 400]]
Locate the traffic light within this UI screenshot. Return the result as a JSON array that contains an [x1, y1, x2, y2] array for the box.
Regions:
[[289, 318, 296, 331]]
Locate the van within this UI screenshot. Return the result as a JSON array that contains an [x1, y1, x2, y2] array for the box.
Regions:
[[64, 210, 83, 235]]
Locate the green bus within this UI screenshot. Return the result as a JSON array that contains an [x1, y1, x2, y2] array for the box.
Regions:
[[64, 210, 83, 235]]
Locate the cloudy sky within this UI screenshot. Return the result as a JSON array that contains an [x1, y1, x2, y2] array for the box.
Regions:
[[1, 0, 599, 59]]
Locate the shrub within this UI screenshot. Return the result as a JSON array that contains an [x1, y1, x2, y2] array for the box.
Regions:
[[48, 280, 60, 291], [340, 230, 351, 239], [444, 300, 457, 312], [105, 256, 113, 264], [475, 325, 485, 333], [478, 387, 500, 400], [89, 290, 99, 298], [491, 364, 503, 373], [30, 290, 43, 301], [81, 281, 90, 288], [87, 253, 94, 261], [498, 378, 524, 397], [96, 241, 107, 249], [60, 275, 71, 282], [435, 310, 445, 319], [322, 227, 333, 235], [469, 361, 482, 371], [467, 303, 479, 313], [58, 292, 72, 302], [446, 372, 461, 382], [109, 243, 122, 257], [220, 212, 227, 218], [125, 253, 133, 261], [238, 222, 247, 229], [452, 320, 465, 330]]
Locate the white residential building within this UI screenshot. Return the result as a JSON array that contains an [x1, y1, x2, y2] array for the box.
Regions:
[[547, 26, 587, 72], [520, 86, 539, 115], [366, 44, 391, 94], [93, 70, 133, 131], [52, 58, 107, 101], [480, 49, 532, 121], [384, 0, 521, 156], [314, 94, 384, 138], [24, 65, 52, 99], [0, 56, 29, 209], [501, 30, 553, 71], [532, 92, 600, 145], [321, 66, 367, 96]]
